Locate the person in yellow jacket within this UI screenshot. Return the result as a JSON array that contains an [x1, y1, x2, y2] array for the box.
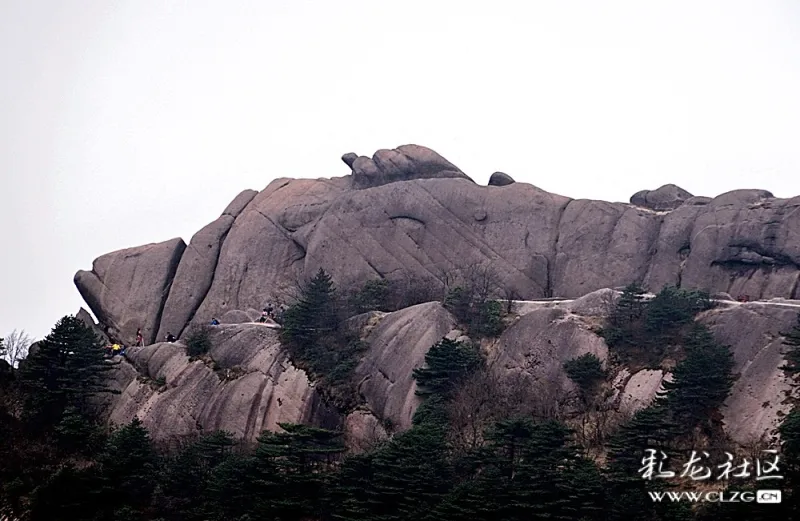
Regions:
[[111, 343, 121, 356]]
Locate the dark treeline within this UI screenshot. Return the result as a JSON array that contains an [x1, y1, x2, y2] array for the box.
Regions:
[[2, 280, 800, 520]]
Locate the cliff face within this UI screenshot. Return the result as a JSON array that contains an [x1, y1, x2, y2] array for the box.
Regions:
[[74, 144, 800, 445], [96, 292, 798, 447], [74, 145, 800, 347]]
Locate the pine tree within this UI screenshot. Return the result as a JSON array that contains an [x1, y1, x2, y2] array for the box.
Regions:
[[645, 286, 712, 344], [613, 282, 647, 326], [27, 463, 100, 521], [95, 417, 158, 520], [154, 431, 236, 521], [431, 419, 604, 521], [282, 268, 339, 349], [413, 338, 482, 399], [330, 453, 377, 521], [18, 315, 114, 428], [206, 452, 259, 521], [367, 423, 454, 521], [605, 405, 673, 521], [603, 282, 647, 350], [251, 423, 345, 520], [659, 324, 734, 428]]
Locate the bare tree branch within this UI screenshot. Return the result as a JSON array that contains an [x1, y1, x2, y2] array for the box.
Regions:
[[3, 329, 33, 368]]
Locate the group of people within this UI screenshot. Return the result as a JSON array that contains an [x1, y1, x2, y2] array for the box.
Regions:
[[104, 302, 286, 356], [104, 328, 145, 357], [259, 303, 286, 323]]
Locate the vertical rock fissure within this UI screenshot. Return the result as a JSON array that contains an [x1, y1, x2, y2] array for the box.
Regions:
[[547, 199, 571, 298], [172, 194, 261, 337], [177, 227, 233, 338], [150, 242, 187, 345]]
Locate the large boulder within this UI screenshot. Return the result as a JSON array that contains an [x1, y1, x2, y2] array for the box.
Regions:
[[107, 323, 339, 442], [488, 171, 515, 186], [702, 303, 797, 444], [75, 238, 186, 345], [353, 302, 457, 431], [552, 201, 661, 296], [347, 144, 474, 189], [630, 184, 693, 211]]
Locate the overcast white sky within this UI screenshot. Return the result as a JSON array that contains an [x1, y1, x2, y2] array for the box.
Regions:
[[2, 0, 800, 342]]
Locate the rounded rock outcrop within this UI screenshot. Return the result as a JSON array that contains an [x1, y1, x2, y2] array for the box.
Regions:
[[346, 144, 474, 189], [488, 171, 515, 186], [630, 184, 693, 211], [341, 152, 358, 168]]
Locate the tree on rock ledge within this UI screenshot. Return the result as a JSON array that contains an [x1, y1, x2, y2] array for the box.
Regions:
[[282, 268, 339, 350], [17, 315, 114, 429]]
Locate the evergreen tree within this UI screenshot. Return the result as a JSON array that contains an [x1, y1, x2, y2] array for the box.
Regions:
[[95, 417, 159, 520], [153, 431, 236, 521], [330, 453, 377, 521], [27, 463, 100, 521], [349, 279, 391, 314], [603, 283, 647, 349], [778, 408, 800, 517], [564, 353, 607, 401], [659, 324, 734, 429], [645, 286, 712, 343], [366, 423, 454, 521], [250, 423, 345, 520], [412, 338, 482, 399], [54, 406, 107, 457], [282, 268, 339, 350], [18, 315, 114, 427], [432, 419, 604, 521], [206, 453, 259, 521], [613, 283, 647, 326]]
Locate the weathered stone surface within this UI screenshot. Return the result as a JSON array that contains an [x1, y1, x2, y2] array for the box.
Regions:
[[684, 196, 711, 206], [552, 202, 660, 296], [75, 238, 186, 345], [492, 297, 799, 445], [76, 145, 800, 372], [157, 216, 235, 340], [106, 323, 339, 442], [566, 288, 618, 317], [220, 310, 252, 324], [492, 307, 609, 386], [76, 307, 109, 345], [222, 189, 258, 218], [353, 302, 457, 431], [488, 171, 515, 186], [341, 152, 358, 168], [618, 369, 667, 414], [347, 144, 473, 189], [709, 189, 774, 207], [702, 303, 797, 444], [630, 184, 693, 211], [343, 410, 388, 454]]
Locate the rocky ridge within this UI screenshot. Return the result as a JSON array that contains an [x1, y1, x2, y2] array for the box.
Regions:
[[72, 144, 800, 446], [74, 145, 800, 347]]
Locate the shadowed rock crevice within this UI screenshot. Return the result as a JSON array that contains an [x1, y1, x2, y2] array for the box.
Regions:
[[151, 243, 187, 343]]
